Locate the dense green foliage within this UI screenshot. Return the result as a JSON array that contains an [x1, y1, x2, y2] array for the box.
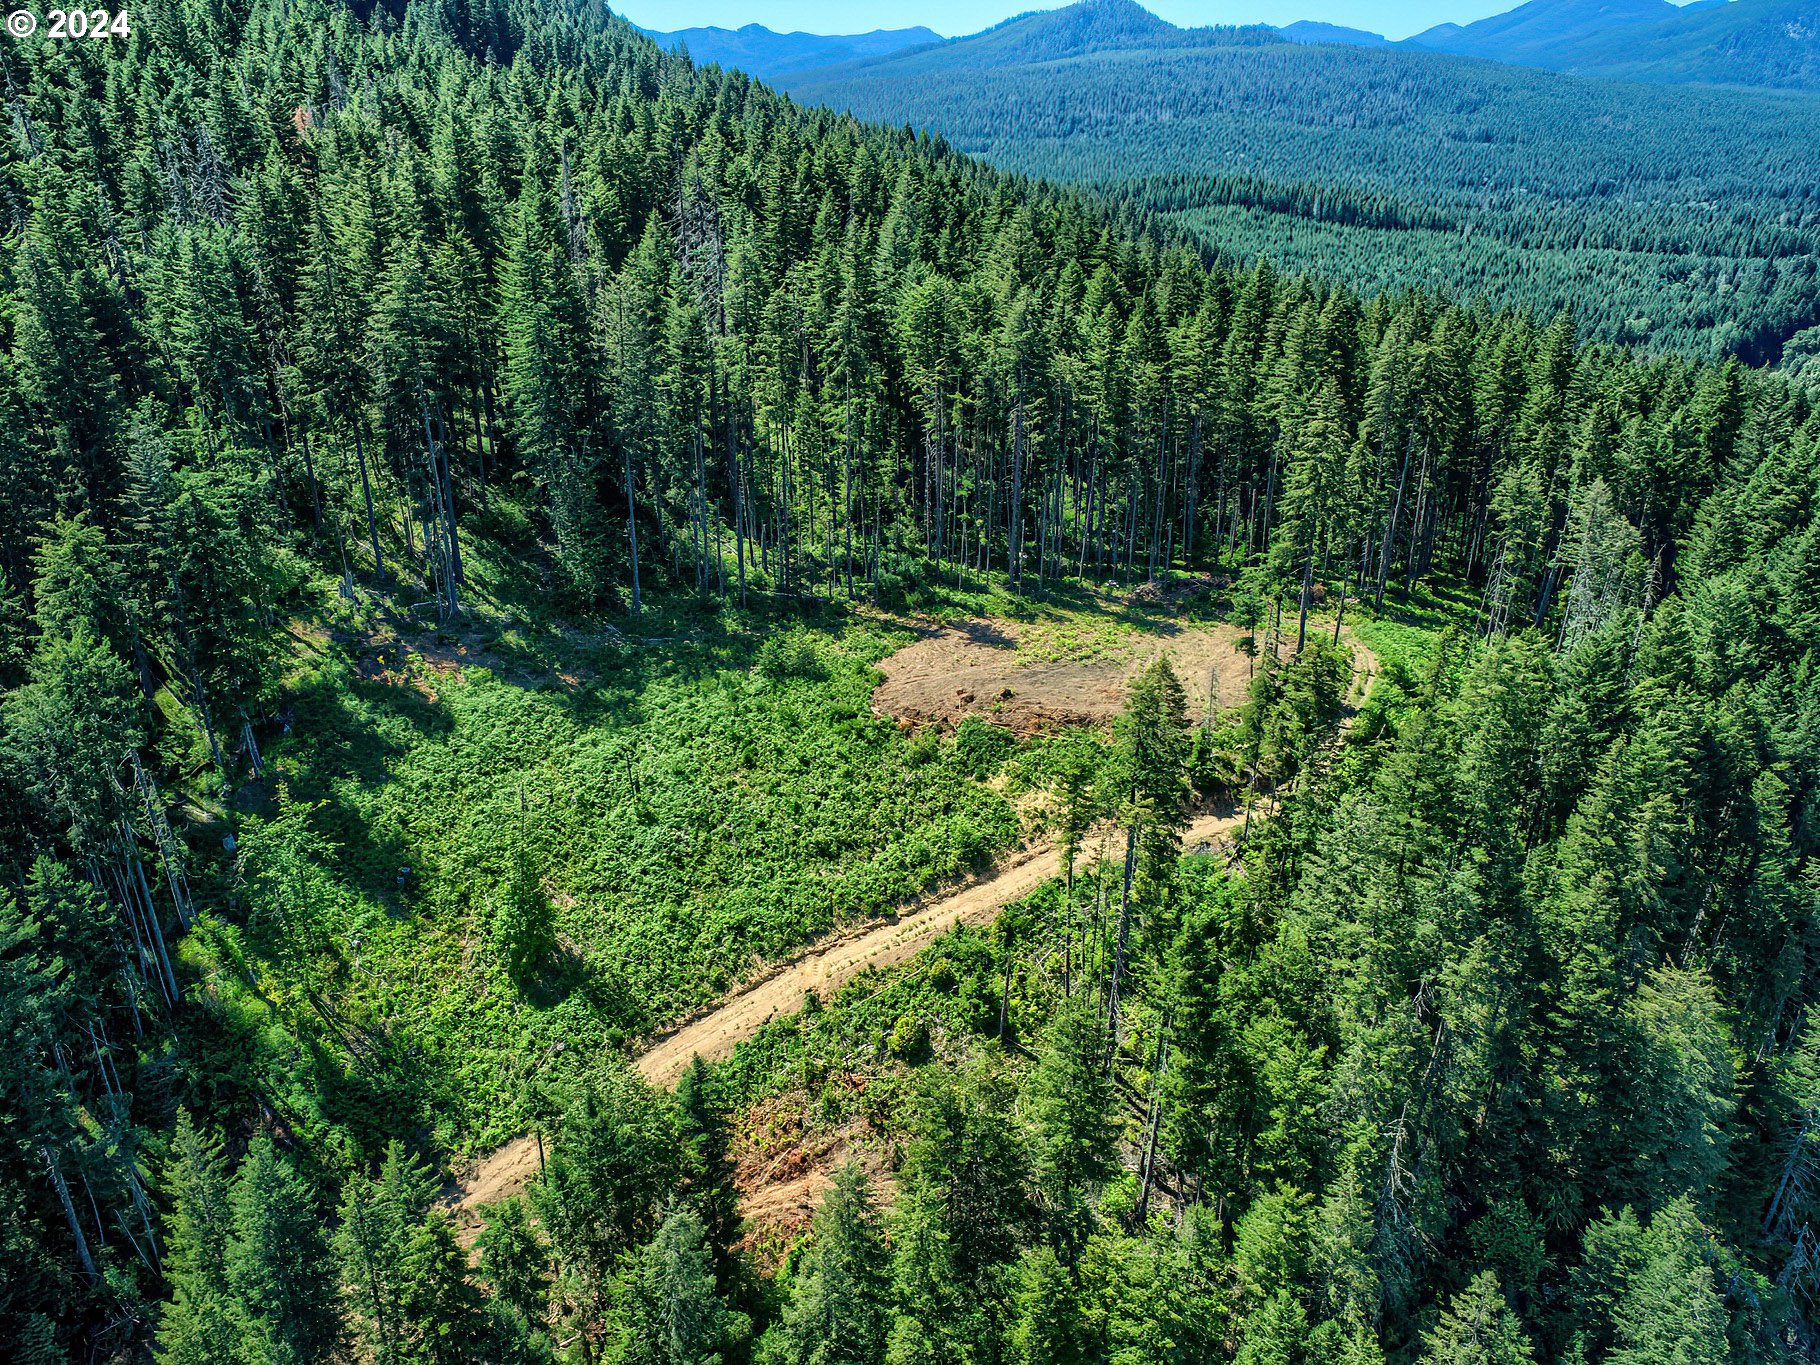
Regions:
[[785, 0, 1820, 360], [2, 0, 1820, 1360]]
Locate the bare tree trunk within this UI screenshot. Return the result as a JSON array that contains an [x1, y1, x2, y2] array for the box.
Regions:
[[354, 423, 384, 580], [44, 1149, 98, 1280], [1148, 422, 1167, 582], [730, 414, 747, 609], [126, 849, 179, 1003], [624, 442, 642, 615], [1105, 824, 1138, 1068], [1376, 438, 1412, 609], [1296, 551, 1314, 655], [300, 426, 322, 531], [1766, 1107, 1815, 1236], [1009, 393, 1026, 589], [1402, 440, 1432, 599], [1136, 1025, 1170, 1222]]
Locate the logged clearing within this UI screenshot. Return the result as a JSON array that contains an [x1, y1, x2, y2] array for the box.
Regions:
[[445, 622, 1383, 1239], [445, 619, 1378, 1240], [872, 617, 1253, 734], [634, 807, 1243, 1088], [446, 808, 1244, 1235]]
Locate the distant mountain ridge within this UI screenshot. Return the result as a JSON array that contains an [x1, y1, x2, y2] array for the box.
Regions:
[[1516, 0, 1820, 88], [644, 0, 1818, 92], [1352, 0, 1815, 88], [780, 0, 1820, 358], [632, 21, 941, 80], [1277, 19, 1390, 45], [1406, 0, 1681, 61], [789, 0, 1277, 76], [1270, 0, 1820, 88]]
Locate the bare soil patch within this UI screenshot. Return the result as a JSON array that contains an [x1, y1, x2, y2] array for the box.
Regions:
[[872, 618, 1253, 734], [446, 1133, 542, 1242], [728, 1093, 881, 1263]]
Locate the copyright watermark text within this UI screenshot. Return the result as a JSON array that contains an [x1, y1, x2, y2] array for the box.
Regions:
[[6, 8, 132, 38]]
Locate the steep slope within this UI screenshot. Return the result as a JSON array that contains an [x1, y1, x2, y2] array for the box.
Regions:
[[12, 0, 1820, 1357], [632, 20, 941, 80], [784, 0, 1820, 358], [1406, 0, 1680, 62], [1408, 0, 1820, 88]]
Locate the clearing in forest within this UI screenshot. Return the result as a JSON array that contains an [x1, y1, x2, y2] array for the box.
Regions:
[[446, 808, 1245, 1235], [633, 809, 1240, 1088], [872, 616, 1254, 734]]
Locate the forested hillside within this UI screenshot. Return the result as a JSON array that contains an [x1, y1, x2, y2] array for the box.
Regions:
[[4, 0, 1820, 1362], [1409, 0, 1820, 89], [634, 22, 943, 81], [785, 0, 1820, 361]]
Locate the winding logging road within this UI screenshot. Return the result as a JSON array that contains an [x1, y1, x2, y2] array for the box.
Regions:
[[446, 810, 1245, 1224], [445, 627, 1378, 1227]]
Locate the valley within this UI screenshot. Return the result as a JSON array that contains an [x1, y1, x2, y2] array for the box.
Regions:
[[784, 0, 1820, 359]]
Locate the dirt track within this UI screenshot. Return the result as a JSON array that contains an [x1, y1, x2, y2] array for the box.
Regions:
[[636, 808, 1242, 1087], [445, 809, 1242, 1230], [444, 621, 1379, 1233]]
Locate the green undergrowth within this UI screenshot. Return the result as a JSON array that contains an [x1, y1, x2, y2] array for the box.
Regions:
[[713, 854, 1239, 1147], [192, 595, 1031, 1155], [181, 509, 1426, 1161], [1343, 585, 1467, 737]]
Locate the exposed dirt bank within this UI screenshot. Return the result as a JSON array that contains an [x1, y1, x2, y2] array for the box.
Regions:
[[872, 618, 1253, 734]]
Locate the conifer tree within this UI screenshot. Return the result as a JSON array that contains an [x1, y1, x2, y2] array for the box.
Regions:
[[674, 1058, 741, 1287], [534, 1067, 681, 1308], [1027, 997, 1117, 1261], [1008, 1245, 1088, 1365], [769, 1163, 891, 1365], [337, 1140, 433, 1365], [155, 1114, 239, 1365], [611, 1205, 748, 1365], [226, 1139, 341, 1365], [1605, 1202, 1730, 1365], [502, 160, 602, 601], [476, 1197, 552, 1335], [1419, 1273, 1534, 1365]]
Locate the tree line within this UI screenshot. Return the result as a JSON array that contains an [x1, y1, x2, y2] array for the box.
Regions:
[[783, 16, 1820, 360], [0, 0, 1818, 1358]]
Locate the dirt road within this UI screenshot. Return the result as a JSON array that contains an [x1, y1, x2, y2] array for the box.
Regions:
[[445, 809, 1242, 1227], [636, 808, 1242, 1087], [444, 624, 1379, 1230]]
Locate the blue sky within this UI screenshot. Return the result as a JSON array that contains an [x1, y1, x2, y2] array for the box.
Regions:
[[619, 0, 1523, 42]]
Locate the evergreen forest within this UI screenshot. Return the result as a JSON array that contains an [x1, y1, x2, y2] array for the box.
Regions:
[[3, 1, 1820, 1363], [783, 0, 1820, 363]]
